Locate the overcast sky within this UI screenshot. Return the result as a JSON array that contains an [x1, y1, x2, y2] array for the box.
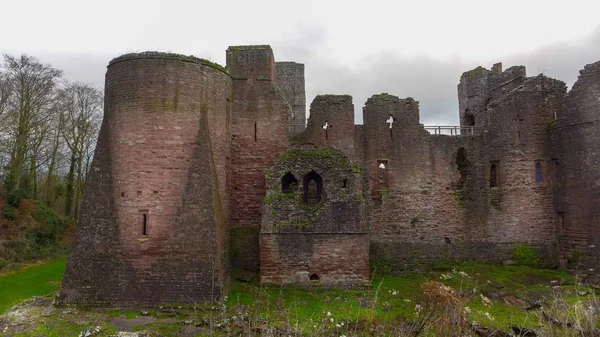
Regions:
[[2, 0, 599, 125]]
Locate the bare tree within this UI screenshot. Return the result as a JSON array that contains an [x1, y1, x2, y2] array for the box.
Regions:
[[44, 104, 66, 206], [2, 54, 62, 196], [57, 82, 102, 217], [0, 72, 10, 118]]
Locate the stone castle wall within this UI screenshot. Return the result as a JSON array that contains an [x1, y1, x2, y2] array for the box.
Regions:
[[61, 46, 600, 306], [551, 61, 600, 269]]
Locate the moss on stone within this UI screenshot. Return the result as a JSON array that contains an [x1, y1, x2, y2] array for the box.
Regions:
[[454, 190, 467, 207], [462, 66, 488, 79], [273, 219, 312, 228], [273, 147, 353, 170], [228, 45, 272, 51], [109, 52, 229, 74]]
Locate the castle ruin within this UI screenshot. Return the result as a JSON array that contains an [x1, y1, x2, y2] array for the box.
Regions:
[[59, 45, 600, 306]]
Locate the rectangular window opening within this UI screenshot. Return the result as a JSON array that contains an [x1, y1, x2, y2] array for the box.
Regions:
[[254, 122, 257, 142]]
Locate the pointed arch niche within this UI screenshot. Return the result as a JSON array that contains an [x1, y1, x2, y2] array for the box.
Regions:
[[281, 172, 298, 193], [303, 170, 323, 204]]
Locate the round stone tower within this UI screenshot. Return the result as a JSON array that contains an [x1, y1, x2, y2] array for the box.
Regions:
[[60, 52, 233, 305]]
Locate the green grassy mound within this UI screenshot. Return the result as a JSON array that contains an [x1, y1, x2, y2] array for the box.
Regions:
[[0, 258, 66, 314]]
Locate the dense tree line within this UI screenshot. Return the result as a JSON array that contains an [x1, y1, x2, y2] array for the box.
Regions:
[[0, 54, 102, 219]]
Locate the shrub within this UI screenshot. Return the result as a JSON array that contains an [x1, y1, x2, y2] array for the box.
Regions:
[[1, 206, 17, 220], [511, 243, 540, 266], [27, 201, 66, 246]]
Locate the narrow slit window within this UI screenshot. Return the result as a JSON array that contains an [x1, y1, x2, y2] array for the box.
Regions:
[[254, 122, 257, 142], [552, 159, 559, 184], [342, 179, 347, 188], [142, 212, 148, 236], [490, 163, 498, 187], [535, 161, 543, 184]]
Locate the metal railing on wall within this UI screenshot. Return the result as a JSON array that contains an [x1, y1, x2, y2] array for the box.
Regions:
[[424, 126, 475, 136]]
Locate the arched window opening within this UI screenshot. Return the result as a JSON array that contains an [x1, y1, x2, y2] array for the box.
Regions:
[[557, 212, 565, 230], [551, 159, 559, 184], [490, 163, 498, 187], [464, 110, 475, 126], [535, 161, 543, 184], [303, 171, 323, 205], [378, 161, 387, 185], [281, 172, 298, 193], [454, 147, 468, 190], [309, 273, 320, 281]]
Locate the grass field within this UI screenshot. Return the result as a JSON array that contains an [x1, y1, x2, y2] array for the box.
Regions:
[[0, 260, 598, 336], [0, 258, 66, 315]]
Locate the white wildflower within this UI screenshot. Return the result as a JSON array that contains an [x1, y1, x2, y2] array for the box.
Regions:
[[330, 318, 334, 323], [440, 273, 453, 280], [327, 311, 332, 316], [480, 294, 492, 306]]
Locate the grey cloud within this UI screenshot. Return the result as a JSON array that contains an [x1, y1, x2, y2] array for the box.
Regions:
[[3, 26, 600, 127], [274, 25, 600, 126], [502, 26, 600, 88]]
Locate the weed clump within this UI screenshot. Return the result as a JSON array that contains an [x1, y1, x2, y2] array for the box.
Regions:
[[512, 243, 540, 266]]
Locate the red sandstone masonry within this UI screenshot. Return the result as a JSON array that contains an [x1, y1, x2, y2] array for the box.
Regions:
[[227, 46, 290, 272], [61, 46, 600, 304], [61, 53, 232, 305]]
